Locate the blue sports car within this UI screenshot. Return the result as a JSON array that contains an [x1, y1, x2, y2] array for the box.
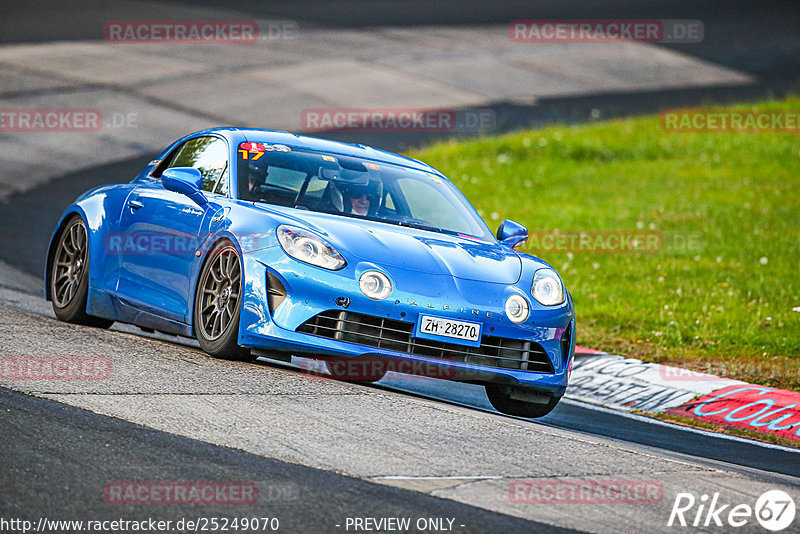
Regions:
[[46, 128, 574, 417]]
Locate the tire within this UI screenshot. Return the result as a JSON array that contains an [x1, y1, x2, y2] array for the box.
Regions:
[[50, 216, 113, 328], [325, 357, 388, 383], [193, 242, 255, 361], [485, 384, 560, 418]]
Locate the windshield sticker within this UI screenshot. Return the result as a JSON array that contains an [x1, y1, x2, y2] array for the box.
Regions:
[[238, 142, 291, 160], [365, 162, 380, 170], [239, 142, 267, 152], [322, 155, 336, 162]]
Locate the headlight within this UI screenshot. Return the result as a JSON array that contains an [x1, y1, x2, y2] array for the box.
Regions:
[[277, 225, 346, 270], [532, 268, 565, 306], [505, 294, 530, 323], [359, 271, 392, 300]]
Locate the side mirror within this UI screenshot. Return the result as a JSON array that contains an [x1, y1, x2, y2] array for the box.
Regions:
[[162, 167, 207, 206], [497, 219, 528, 249]]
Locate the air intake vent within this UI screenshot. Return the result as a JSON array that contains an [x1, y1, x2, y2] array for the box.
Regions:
[[298, 310, 554, 373], [266, 271, 287, 313], [560, 323, 572, 364]]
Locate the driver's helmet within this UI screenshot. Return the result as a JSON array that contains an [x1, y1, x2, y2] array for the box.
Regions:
[[338, 178, 383, 215]]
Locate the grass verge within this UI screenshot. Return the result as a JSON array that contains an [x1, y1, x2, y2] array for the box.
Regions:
[[410, 97, 800, 390]]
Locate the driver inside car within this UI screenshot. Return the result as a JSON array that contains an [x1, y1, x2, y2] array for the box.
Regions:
[[339, 179, 382, 217], [247, 171, 267, 197]]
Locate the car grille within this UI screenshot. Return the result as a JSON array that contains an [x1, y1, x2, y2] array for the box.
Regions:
[[297, 310, 554, 373]]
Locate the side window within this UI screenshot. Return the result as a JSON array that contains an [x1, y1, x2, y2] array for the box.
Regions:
[[213, 166, 229, 196], [166, 136, 229, 193], [240, 164, 308, 206], [302, 175, 328, 202], [384, 192, 396, 212]]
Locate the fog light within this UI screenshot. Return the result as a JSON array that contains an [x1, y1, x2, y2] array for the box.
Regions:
[[505, 294, 530, 323], [359, 271, 392, 300]]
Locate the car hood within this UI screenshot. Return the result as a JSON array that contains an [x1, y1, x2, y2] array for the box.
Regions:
[[256, 206, 522, 284]]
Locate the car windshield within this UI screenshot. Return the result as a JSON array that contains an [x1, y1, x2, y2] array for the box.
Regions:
[[236, 142, 494, 241]]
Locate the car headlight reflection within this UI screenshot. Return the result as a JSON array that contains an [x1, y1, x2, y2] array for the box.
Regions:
[[359, 271, 392, 300], [277, 225, 346, 270], [505, 294, 530, 323], [532, 268, 565, 306]]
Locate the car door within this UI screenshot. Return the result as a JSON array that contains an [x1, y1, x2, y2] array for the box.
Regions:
[[116, 135, 230, 322]]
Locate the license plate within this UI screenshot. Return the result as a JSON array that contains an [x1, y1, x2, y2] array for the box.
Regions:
[[418, 315, 481, 343]]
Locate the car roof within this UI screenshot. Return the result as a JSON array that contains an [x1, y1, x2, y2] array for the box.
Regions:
[[188, 127, 444, 177]]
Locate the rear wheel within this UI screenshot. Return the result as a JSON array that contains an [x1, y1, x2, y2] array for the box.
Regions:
[[194, 242, 255, 361], [485, 384, 560, 418], [50, 216, 113, 328]]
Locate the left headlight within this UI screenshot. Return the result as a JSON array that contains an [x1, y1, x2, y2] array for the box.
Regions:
[[277, 225, 346, 270], [531, 268, 565, 306]]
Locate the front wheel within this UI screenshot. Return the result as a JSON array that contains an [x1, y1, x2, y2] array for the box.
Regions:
[[50, 216, 113, 328], [485, 385, 560, 418], [194, 242, 255, 361]]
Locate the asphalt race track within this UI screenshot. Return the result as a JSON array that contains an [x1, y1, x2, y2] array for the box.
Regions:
[[2, 1, 800, 533], [1, 387, 568, 533], [2, 281, 799, 532]]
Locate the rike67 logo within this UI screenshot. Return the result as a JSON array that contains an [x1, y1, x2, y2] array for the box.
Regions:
[[668, 490, 796, 531]]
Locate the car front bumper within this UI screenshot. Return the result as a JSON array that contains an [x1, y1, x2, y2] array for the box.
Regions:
[[237, 249, 574, 396]]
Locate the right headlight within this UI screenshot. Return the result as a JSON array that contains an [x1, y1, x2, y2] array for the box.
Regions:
[[531, 268, 565, 306], [277, 225, 346, 270]]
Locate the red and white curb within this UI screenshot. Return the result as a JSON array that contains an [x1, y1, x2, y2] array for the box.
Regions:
[[568, 347, 800, 443]]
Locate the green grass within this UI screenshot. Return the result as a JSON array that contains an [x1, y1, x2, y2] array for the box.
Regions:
[[409, 97, 800, 390]]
